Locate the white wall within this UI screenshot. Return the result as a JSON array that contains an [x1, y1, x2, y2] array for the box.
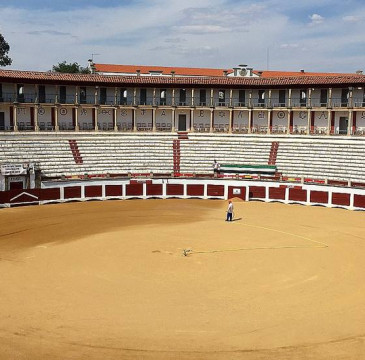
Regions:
[[272, 110, 288, 126]]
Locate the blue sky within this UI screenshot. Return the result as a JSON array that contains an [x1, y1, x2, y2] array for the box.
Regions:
[[0, 0, 365, 72]]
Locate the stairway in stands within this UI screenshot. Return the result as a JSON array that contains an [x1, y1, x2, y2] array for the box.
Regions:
[[268, 141, 279, 165], [68, 140, 83, 164], [173, 139, 180, 175]]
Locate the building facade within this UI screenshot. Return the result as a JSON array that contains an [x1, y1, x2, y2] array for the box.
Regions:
[[1, 65, 365, 135]]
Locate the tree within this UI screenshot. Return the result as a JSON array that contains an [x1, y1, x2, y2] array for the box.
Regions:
[[0, 33, 12, 67], [52, 61, 90, 74]]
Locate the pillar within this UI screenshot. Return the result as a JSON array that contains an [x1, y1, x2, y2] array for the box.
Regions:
[[74, 107, 79, 131], [267, 109, 272, 134], [153, 88, 156, 107], [229, 89, 233, 107], [152, 108, 156, 131], [307, 109, 311, 135], [133, 108, 137, 132], [190, 108, 194, 132], [114, 87, 118, 106], [210, 109, 214, 132], [288, 88, 292, 108], [34, 104, 39, 131], [113, 107, 118, 131], [191, 88, 195, 107], [327, 109, 331, 135], [210, 88, 214, 107], [172, 108, 176, 132], [54, 106, 59, 131], [328, 88, 332, 108], [94, 108, 99, 131], [172, 89, 175, 106], [133, 88, 137, 106], [348, 109, 353, 136], [248, 109, 252, 133], [13, 105, 18, 132], [229, 109, 233, 133], [287, 109, 291, 134]]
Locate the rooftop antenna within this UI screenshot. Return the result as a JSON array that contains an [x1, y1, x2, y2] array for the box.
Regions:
[[91, 53, 100, 62]]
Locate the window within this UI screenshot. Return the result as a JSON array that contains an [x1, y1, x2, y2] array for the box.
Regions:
[[80, 87, 87, 104], [320, 89, 327, 107], [140, 88, 147, 105], [120, 88, 127, 105], [218, 90, 225, 105], [99, 87, 107, 105], [60, 86, 66, 104], [160, 89, 166, 105], [279, 90, 286, 106], [238, 90, 245, 106], [258, 90, 265, 105], [17, 84, 25, 103], [179, 89, 186, 105], [300, 89, 307, 106], [341, 88, 349, 107], [38, 85, 46, 103], [199, 89, 206, 106]]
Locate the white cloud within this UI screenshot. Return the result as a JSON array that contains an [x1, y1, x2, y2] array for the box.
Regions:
[[0, 1, 365, 73], [343, 15, 361, 22], [309, 13, 324, 25], [172, 25, 231, 34]]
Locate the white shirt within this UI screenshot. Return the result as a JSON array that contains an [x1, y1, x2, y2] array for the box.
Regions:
[[227, 203, 233, 213]]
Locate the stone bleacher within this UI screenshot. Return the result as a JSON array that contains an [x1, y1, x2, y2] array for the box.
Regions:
[[0, 132, 365, 182]]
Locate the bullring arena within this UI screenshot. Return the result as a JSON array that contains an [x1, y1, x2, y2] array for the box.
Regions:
[[0, 199, 365, 360], [1, 63, 365, 359]]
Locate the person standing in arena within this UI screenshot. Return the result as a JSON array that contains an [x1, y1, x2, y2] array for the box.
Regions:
[[226, 200, 234, 221]]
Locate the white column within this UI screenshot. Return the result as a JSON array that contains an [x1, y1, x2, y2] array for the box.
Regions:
[[348, 109, 353, 136], [114, 107, 118, 131], [95, 108, 99, 131], [307, 109, 311, 135], [54, 106, 59, 131], [229, 109, 233, 133], [172, 108, 176, 132], [327, 109, 331, 135], [190, 108, 194, 132], [133, 108, 137, 132], [34, 104, 39, 131], [13, 105, 18, 131], [75, 107, 79, 131], [152, 108, 156, 131], [191, 88, 195, 107], [210, 109, 214, 132], [248, 109, 252, 133]]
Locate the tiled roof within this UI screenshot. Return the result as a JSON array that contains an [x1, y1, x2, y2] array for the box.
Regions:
[[254, 70, 360, 77], [0, 69, 364, 88], [94, 63, 362, 78], [94, 64, 228, 77]]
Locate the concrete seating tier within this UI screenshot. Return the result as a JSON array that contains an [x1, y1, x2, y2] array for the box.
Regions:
[[0, 133, 175, 177]]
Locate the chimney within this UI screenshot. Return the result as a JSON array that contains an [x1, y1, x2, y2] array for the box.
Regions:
[[223, 70, 228, 77], [136, 69, 141, 77], [356, 70, 363, 75], [300, 69, 305, 73], [233, 67, 240, 77], [171, 70, 175, 78]]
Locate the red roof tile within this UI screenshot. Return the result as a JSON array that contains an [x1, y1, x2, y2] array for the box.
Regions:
[[0, 69, 364, 88], [94, 64, 229, 77]]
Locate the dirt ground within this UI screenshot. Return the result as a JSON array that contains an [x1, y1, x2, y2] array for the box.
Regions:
[[0, 199, 364, 360]]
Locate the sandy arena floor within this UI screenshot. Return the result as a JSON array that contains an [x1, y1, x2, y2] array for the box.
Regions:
[[0, 199, 364, 360]]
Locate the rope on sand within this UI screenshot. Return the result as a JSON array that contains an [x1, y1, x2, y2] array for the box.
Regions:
[[183, 223, 328, 256]]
